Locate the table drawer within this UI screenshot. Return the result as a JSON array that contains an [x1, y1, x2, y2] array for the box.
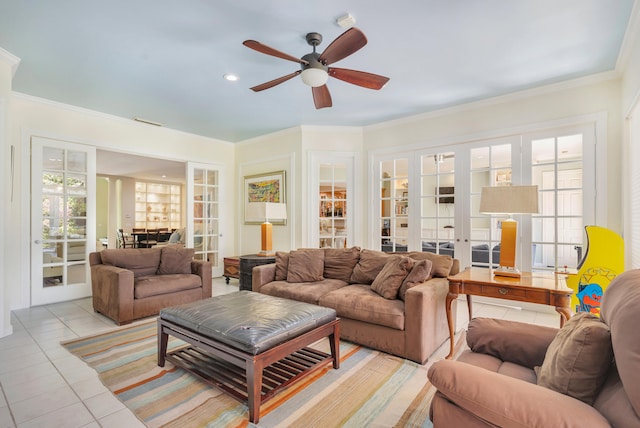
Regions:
[[481, 285, 526, 299]]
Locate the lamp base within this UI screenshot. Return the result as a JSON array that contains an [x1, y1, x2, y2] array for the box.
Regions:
[[256, 251, 275, 257], [493, 267, 521, 278]]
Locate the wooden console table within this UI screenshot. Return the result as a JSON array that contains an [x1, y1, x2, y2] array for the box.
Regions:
[[445, 267, 573, 359]]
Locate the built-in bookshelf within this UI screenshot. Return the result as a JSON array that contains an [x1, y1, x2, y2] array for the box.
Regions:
[[134, 182, 181, 230]]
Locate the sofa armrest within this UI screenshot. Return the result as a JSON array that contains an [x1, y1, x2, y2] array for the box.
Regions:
[[428, 360, 610, 428], [90, 264, 134, 325], [467, 318, 558, 369], [191, 260, 212, 298], [404, 277, 452, 364], [252, 263, 276, 292]]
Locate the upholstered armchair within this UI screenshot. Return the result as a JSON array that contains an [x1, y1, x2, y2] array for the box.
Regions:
[[428, 269, 640, 428]]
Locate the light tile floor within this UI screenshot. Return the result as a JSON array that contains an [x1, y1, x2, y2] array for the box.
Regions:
[[0, 278, 563, 428]]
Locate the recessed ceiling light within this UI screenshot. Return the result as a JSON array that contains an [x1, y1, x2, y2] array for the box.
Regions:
[[161, 175, 167, 178], [223, 73, 238, 82]]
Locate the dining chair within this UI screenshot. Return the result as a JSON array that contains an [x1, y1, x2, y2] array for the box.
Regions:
[[138, 228, 159, 248], [117, 228, 135, 248]]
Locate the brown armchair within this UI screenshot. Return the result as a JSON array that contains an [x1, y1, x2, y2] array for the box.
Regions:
[[428, 269, 640, 428]]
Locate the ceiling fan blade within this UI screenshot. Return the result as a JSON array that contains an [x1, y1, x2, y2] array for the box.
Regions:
[[328, 67, 390, 90], [243, 40, 308, 65], [312, 85, 332, 109], [318, 28, 367, 65], [250, 71, 301, 92]]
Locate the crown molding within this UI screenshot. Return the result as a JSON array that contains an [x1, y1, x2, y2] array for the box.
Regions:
[[365, 71, 619, 132], [0, 47, 20, 78], [11, 91, 234, 146]]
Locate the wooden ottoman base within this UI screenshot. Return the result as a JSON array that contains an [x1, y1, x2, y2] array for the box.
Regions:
[[158, 317, 340, 423]]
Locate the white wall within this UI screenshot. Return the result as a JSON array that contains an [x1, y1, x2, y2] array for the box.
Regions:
[[7, 93, 236, 310], [0, 48, 20, 338]]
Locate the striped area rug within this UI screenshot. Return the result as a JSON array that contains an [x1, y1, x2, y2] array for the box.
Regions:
[[62, 320, 466, 428]]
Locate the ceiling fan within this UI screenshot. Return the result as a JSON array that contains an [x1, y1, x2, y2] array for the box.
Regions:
[[243, 28, 390, 109]]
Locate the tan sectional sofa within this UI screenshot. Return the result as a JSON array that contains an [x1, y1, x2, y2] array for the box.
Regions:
[[89, 245, 212, 325], [252, 247, 459, 364]]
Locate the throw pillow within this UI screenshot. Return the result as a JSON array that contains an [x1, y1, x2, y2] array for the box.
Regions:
[[350, 249, 392, 284], [274, 251, 289, 281], [398, 259, 433, 301], [406, 251, 453, 278], [286, 249, 324, 283], [157, 245, 195, 275], [100, 248, 161, 277], [370, 256, 414, 299], [535, 312, 613, 405], [323, 246, 361, 282]]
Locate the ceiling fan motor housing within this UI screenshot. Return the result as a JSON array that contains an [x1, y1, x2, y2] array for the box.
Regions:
[[301, 52, 328, 72]]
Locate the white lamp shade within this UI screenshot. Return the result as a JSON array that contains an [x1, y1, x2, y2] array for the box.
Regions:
[[479, 185, 539, 214], [300, 68, 329, 87], [246, 202, 287, 223]]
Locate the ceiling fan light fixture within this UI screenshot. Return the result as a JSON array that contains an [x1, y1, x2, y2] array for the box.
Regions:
[[300, 68, 329, 87]]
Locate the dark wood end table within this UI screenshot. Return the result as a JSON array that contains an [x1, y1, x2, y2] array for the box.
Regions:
[[445, 267, 573, 359], [239, 254, 276, 291]]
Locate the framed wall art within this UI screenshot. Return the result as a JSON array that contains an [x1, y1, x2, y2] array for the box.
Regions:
[[244, 170, 287, 224]]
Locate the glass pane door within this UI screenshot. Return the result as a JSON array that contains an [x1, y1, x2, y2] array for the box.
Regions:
[[319, 164, 349, 248], [469, 143, 513, 268], [187, 163, 222, 278], [420, 152, 456, 257], [31, 137, 95, 305], [530, 133, 584, 271], [380, 158, 409, 252]]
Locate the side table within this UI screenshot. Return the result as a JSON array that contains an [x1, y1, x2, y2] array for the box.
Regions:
[[445, 267, 573, 359], [223, 256, 240, 284], [239, 254, 276, 291]]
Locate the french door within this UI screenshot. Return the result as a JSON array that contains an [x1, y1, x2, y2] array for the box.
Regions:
[[31, 137, 95, 305], [186, 162, 223, 278], [372, 123, 595, 272]]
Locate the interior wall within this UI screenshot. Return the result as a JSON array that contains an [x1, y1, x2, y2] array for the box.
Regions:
[[7, 93, 236, 310], [0, 49, 18, 338], [236, 127, 301, 254], [96, 177, 109, 244], [363, 78, 623, 239]]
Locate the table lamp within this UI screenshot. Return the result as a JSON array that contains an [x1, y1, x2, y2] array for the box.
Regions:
[[246, 202, 287, 256], [479, 185, 539, 278]]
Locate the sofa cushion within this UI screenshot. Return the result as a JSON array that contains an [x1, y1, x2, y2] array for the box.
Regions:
[[274, 251, 289, 281], [323, 247, 361, 282], [371, 256, 414, 299], [535, 312, 613, 405], [287, 249, 325, 283], [405, 251, 453, 278], [157, 245, 194, 275], [134, 274, 202, 299], [260, 279, 348, 305], [319, 284, 405, 330], [350, 249, 392, 285], [100, 248, 162, 277], [398, 259, 433, 301]]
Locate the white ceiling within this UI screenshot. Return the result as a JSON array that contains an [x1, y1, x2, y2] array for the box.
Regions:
[[96, 150, 185, 183], [1, 0, 636, 144]]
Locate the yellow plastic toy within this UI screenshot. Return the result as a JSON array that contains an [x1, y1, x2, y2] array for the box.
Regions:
[[565, 226, 624, 316]]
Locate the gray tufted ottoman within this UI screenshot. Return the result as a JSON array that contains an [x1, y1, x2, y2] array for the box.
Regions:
[[158, 291, 340, 423]]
